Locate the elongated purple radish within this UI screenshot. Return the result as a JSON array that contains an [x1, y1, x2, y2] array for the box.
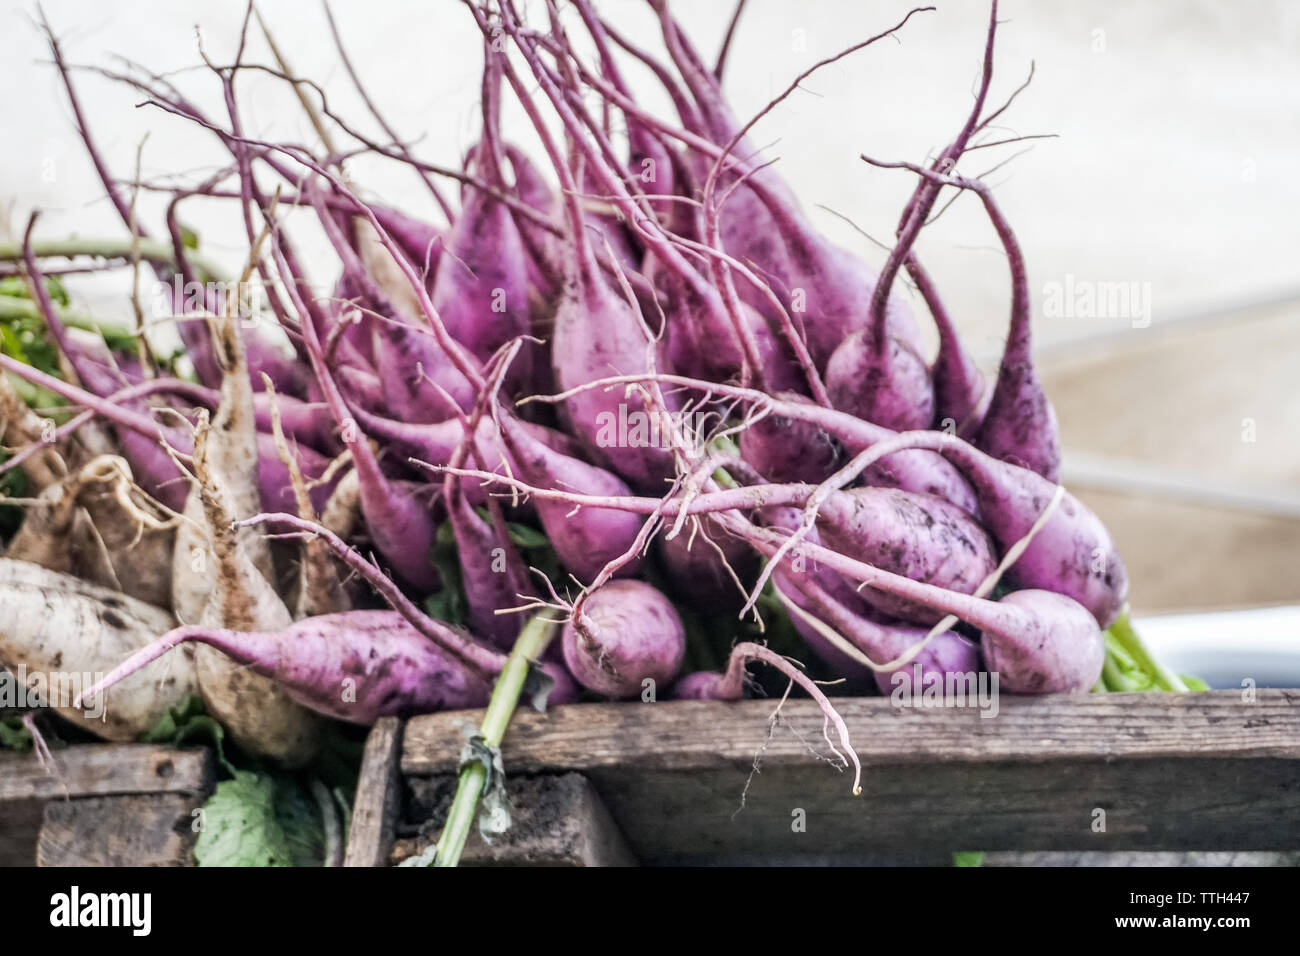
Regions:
[[907, 255, 987, 433], [268, 229, 439, 591], [77, 610, 492, 725], [572, 0, 679, 222], [447, 483, 532, 649], [495, 409, 645, 582], [969, 184, 1060, 481], [663, 3, 931, 370], [503, 143, 565, 299], [762, 505, 981, 691], [487, 13, 676, 488], [310, 185, 472, 423], [719, 512, 1104, 693], [738, 393, 842, 484], [561, 579, 685, 698], [825, 327, 934, 431], [815, 486, 997, 625], [444, 388, 535, 649], [431, 48, 532, 374], [776, 566, 981, 697], [810, 428, 1126, 629]]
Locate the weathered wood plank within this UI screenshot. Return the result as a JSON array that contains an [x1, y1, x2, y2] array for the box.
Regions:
[[0, 799, 45, 867], [343, 717, 403, 868], [404, 692, 1300, 773], [0, 745, 214, 802], [37, 793, 201, 867], [393, 773, 637, 867], [401, 692, 1300, 863]]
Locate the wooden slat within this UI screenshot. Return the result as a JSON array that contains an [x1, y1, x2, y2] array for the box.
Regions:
[[0, 745, 214, 802], [0, 800, 45, 867], [401, 692, 1300, 863], [394, 773, 637, 867], [343, 717, 404, 868], [37, 794, 201, 867], [404, 692, 1300, 772]]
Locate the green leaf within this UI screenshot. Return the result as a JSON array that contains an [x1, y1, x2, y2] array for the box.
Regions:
[[0, 715, 32, 752], [143, 694, 233, 773], [194, 770, 295, 867], [193, 769, 326, 867], [952, 851, 985, 867]]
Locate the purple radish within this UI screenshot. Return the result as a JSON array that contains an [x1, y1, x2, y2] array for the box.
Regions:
[[78, 610, 492, 725], [722, 513, 1105, 694], [815, 487, 997, 625], [431, 48, 532, 375], [562, 580, 685, 698], [496, 410, 645, 582]]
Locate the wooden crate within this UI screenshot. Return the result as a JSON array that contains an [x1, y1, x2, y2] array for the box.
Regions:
[[350, 690, 1300, 866], [0, 744, 215, 866]]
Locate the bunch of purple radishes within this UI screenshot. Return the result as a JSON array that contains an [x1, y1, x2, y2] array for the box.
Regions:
[[0, 0, 1126, 770]]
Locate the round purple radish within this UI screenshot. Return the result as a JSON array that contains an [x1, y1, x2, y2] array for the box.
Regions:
[[562, 580, 685, 699]]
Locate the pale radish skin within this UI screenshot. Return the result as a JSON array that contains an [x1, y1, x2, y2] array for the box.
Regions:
[[0, 372, 64, 491], [0, 350, 334, 519], [562, 579, 685, 699], [0, 559, 198, 741], [262, 378, 353, 620], [178, 414, 326, 767], [4, 455, 175, 610], [77, 610, 495, 725]]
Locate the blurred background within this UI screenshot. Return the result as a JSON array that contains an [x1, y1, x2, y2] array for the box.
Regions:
[[3, 0, 1298, 614]]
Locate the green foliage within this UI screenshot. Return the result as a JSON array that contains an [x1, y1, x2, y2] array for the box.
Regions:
[[0, 715, 33, 752], [193, 770, 325, 868]]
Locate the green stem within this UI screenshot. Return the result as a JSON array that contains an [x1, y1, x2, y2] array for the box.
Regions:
[[1108, 607, 1189, 692], [0, 294, 133, 342], [1101, 651, 1139, 693], [431, 613, 559, 868], [0, 238, 228, 281]]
